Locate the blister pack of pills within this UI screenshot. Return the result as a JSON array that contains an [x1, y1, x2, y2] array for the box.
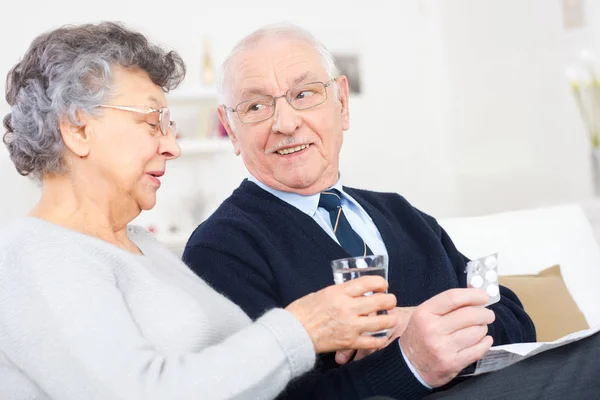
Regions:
[[465, 253, 500, 307]]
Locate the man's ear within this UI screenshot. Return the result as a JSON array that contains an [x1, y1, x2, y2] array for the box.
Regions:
[[59, 111, 90, 158], [218, 106, 241, 156], [335, 75, 350, 131]]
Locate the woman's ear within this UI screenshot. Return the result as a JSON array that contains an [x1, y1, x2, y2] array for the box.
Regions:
[[59, 111, 90, 158]]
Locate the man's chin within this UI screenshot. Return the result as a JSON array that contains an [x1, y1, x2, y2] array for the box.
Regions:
[[272, 176, 332, 195]]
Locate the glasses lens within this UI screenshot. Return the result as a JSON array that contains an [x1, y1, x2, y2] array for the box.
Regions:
[[289, 82, 327, 110], [146, 110, 161, 128], [236, 96, 274, 123], [160, 108, 171, 135]]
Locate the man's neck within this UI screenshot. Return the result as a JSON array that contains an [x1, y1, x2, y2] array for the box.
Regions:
[[249, 171, 341, 197]]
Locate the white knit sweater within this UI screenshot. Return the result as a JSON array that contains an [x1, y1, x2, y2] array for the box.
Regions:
[[0, 218, 315, 400]]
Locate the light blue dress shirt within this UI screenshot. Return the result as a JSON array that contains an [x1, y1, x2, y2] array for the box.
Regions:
[[247, 174, 432, 389]]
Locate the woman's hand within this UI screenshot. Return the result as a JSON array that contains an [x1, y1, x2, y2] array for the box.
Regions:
[[285, 276, 397, 354], [335, 306, 416, 364]]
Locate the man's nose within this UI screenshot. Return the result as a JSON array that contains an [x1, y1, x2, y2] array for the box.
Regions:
[[271, 96, 301, 135]]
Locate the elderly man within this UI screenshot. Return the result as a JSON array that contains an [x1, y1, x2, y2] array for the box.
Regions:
[[183, 24, 599, 399]]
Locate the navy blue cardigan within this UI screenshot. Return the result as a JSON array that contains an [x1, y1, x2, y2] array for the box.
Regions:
[[183, 180, 536, 400]]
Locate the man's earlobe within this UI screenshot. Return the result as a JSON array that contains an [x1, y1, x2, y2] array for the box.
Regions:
[[217, 106, 241, 156], [228, 132, 241, 156]]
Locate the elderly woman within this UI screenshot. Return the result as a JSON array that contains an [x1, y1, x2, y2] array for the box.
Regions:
[[0, 22, 397, 400]]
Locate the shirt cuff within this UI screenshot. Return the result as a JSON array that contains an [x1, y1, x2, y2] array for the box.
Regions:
[[399, 341, 433, 389]]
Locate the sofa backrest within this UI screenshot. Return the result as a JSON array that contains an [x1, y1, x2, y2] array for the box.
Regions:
[[439, 204, 600, 328]]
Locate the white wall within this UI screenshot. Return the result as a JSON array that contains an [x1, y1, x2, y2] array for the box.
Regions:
[[439, 0, 594, 216], [0, 0, 596, 229]]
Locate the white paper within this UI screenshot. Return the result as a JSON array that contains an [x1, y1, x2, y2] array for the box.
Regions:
[[464, 324, 600, 376]]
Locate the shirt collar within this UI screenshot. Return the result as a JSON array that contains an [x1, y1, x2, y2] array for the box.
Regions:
[[247, 174, 345, 217]]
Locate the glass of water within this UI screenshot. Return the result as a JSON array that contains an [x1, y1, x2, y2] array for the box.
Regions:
[[331, 254, 390, 337]]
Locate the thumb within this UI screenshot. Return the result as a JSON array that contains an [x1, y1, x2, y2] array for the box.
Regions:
[[335, 349, 356, 365]]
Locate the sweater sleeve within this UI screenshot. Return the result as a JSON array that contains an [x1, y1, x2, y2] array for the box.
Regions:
[[183, 244, 432, 400], [0, 247, 315, 400], [436, 221, 537, 344]]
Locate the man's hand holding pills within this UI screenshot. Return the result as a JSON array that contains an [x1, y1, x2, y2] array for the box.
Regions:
[[399, 288, 496, 388]]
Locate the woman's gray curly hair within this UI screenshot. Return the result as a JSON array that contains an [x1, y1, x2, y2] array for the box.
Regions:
[[3, 22, 186, 180]]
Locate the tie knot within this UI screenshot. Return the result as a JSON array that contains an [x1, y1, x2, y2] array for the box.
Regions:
[[319, 190, 342, 212]]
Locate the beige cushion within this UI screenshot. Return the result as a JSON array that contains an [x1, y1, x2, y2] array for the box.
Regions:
[[499, 265, 589, 342]]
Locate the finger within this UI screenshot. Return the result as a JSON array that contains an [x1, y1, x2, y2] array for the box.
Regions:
[[421, 288, 490, 316], [449, 324, 489, 351], [353, 349, 374, 362], [335, 349, 356, 365], [454, 335, 494, 370], [441, 307, 495, 334], [389, 306, 416, 336], [357, 313, 397, 335], [352, 292, 397, 315], [343, 276, 389, 297], [389, 306, 416, 317], [351, 334, 390, 350]]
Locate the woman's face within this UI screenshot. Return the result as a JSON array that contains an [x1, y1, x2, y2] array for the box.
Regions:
[[83, 66, 181, 213]]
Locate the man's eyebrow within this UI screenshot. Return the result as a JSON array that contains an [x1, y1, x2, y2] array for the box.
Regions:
[[292, 72, 319, 85], [237, 72, 320, 100], [240, 87, 269, 99]]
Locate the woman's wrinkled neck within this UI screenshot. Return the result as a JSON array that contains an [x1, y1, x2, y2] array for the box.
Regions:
[[29, 173, 141, 252]]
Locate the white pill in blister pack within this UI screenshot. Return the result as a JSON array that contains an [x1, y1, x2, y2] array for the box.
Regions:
[[465, 253, 500, 307], [469, 275, 484, 288], [484, 270, 498, 283], [484, 256, 498, 269], [486, 283, 499, 297]]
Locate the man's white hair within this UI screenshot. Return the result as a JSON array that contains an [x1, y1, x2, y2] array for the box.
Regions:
[[217, 22, 340, 106]]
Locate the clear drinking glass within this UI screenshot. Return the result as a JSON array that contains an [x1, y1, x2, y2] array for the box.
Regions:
[[331, 254, 390, 337]]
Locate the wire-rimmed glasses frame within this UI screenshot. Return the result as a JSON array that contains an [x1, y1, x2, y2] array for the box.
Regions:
[[223, 78, 337, 124], [97, 105, 176, 136]]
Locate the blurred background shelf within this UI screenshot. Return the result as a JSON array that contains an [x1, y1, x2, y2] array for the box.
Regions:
[[155, 232, 190, 247], [154, 233, 190, 256], [177, 138, 231, 156], [168, 87, 218, 103]]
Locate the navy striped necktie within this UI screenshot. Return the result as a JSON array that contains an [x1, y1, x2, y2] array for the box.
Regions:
[[318, 189, 373, 257]]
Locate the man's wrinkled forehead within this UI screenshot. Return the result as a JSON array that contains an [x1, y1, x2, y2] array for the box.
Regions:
[[228, 39, 325, 100]]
